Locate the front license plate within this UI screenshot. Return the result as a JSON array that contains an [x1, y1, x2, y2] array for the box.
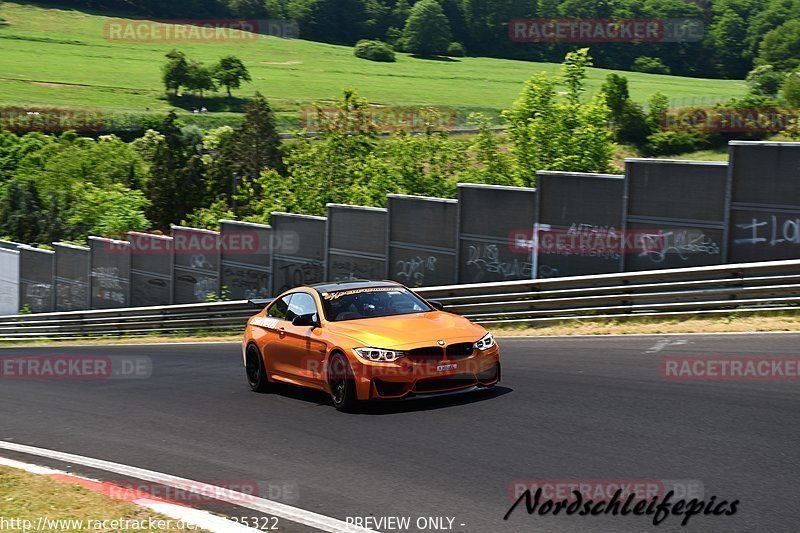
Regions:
[[436, 364, 457, 372]]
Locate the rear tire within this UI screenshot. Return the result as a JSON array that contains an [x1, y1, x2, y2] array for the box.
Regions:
[[328, 353, 359, 412], [245, 344, 270, 393]]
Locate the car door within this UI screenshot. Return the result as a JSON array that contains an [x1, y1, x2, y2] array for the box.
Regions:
[[282, 291, 327, 384], [256, 293, 294, 377]]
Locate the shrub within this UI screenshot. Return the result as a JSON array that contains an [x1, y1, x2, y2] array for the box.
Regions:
[[632, 56, 671, 75], [402, 0, 452, 56], [446, 42, 466, 57], [600, 73, 652, 146], [354, 40, 396, 62], [757, 19, 800, 72], [645, 130, 707, 156], [746, 65, 784, 97], [780, 71, 800, 107], [616, 101, 652, 146]]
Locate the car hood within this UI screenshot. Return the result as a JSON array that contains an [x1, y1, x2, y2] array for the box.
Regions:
[[325, 311, 486, 349]]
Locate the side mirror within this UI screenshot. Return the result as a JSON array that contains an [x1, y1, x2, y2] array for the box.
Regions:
[[429, 300, 445, 311], [292, 313, 320, 328]]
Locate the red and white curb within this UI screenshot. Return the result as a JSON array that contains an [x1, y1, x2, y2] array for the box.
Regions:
[[0, 441, 379, 533], [0, 455, 257, 533]]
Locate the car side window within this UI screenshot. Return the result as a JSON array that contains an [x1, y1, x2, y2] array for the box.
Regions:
[[267, 295, 292, 320], [286, 292, 318, 322]]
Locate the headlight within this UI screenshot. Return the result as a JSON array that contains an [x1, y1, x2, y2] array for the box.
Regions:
[[354, 347, 406, 362], [474, 333, 495, 351]]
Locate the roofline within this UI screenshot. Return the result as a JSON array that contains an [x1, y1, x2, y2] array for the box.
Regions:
[[625, 158, 728, 166], [52, 242, 90, 251], [457, 182, 538, 192], [326, 203, 388, 213], [535, 170, 624, 180], [309, 280, 403, 292], [170, 225, 220, 235], [127, 231, 173, 240], [729, 141, 800, 147], [219, 219, 272, 229], [270, 212, 327, 221], [386, 194, 458, 204]]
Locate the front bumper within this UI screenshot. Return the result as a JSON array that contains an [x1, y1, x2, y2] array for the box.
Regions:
[[350, 345, 500, 400]]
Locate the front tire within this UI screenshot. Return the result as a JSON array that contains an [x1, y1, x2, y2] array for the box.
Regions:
[[328, 352, 359, 412], [245, 343, 270, 393]]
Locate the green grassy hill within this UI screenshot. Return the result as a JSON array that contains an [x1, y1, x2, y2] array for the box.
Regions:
[[0, 2, 747, 130]]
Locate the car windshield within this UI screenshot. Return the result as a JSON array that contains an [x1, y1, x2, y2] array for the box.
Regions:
[[320, 286, 432, 322]]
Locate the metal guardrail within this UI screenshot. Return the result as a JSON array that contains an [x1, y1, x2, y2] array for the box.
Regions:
[[1, 259, 800, 341]]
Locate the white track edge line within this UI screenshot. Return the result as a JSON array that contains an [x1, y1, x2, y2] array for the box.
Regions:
[[0, 442, 379, 533], [0, 456, 257, 533]]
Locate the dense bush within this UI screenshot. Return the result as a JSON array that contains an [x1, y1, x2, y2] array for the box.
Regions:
[[757, 20, 800, 72], [780, 71, 800, 107], [446, 42, 466, 57], [632, 57, 671, 75], [503, 49, 614, 185], [601, 73, 652, 147], [354, 40, 396, 62], [402, 0, 452, 57], [645, 130, 707, 156], [746, 65, 784, 97]]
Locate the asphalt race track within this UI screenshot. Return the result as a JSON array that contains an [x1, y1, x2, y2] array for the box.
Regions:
[[1, 333, 799, 532]]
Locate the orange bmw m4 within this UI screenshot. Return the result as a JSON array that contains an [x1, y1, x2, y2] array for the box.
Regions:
[[242, 280, 500, 411]]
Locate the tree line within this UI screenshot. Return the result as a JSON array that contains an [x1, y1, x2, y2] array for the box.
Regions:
[[30, 0, 800, 78], [3, 44, 798, 247], [163, 51, 252, 97], [0, 50, 621, 245]]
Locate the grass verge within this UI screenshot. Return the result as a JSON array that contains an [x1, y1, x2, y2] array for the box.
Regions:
[[492, 312, 800, 337], [0, 2, 746, 128], [0, 466, 207, 532]]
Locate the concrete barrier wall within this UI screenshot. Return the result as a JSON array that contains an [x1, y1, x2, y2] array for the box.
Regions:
[[727, 141, 800, 263], [534, 171, 626, 279], [4, 141, 800, 312], [18, 245, 55, 313], [457, 183, 537, 284], [128, 232, 174, 307], [622, 159, 729, 271], [387, 194, 459, 287], [89, 237, 131, 309], [271, 213, 327, 295], [326, 204, 387, 283], [220, 220, 272, 300], [54, 243, 90, 311], [0, 248, 20, 315], [172, 226, 220, 304]]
